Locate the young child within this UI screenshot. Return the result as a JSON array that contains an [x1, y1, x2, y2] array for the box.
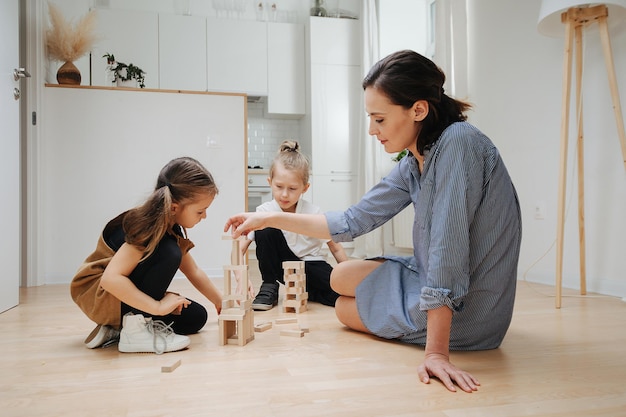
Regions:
[[71, 156, 223, 354], [243, 140, 347, 311]]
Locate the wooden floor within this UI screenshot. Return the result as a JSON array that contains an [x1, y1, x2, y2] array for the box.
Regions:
[[1, 263, 626, 417]]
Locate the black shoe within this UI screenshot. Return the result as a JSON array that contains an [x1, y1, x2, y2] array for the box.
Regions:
[[252, 282, 279, 311]]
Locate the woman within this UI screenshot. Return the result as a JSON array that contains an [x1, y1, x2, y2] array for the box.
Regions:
[[225, 50, 521, 392]]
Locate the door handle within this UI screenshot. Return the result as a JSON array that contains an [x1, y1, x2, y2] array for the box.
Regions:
[[13, 68, 31, 81]]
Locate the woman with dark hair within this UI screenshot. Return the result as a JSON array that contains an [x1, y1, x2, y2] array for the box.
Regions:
[[225, 50, 521, 392]]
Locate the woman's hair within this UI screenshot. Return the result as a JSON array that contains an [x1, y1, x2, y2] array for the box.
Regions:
[[362, 49, 472, 155], [269, 140, 310, 184], [123, 156, 218, 260]]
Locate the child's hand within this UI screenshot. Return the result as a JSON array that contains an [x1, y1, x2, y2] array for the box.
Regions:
[[159, 292, 191, 316]]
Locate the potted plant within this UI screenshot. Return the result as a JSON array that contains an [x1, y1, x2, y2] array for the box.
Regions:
[[102, 53, 146, 88], [392, 149, 408, 162]]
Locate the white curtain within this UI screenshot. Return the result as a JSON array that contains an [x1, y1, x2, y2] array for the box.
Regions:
[[352, 0, 384, 259], [433, 0, 469, 100]]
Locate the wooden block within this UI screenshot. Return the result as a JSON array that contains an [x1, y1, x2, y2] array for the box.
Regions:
[[223, 264, 249, 271], [222, 298, 251, 310], [219, 309, 255, 346], [283, 304, 307, 314], [285, 293, 308, 301], [275, 317, 298, 324], [299, 325, 310, 333], [284, 273, 305, 282], [285, 287, 305, 295], [222, 234, 247, 241], [280, 329, 304, 337], [223, 295, 245, 301], [282, 261, 305, 270], [161, 359, 182, 373], [219, 310, 246, 321], [254, 322, 272, 332], [283, 299, 306, 308]]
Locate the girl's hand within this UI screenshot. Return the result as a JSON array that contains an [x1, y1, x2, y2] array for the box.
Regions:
[[158, 292, 191, 316], [417, 352, 480, 393]]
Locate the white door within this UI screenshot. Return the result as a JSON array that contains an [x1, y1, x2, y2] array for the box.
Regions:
[[0, 0, 21, 313]]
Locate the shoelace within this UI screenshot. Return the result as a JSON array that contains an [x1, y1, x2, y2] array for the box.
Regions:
[[100, 326, 121, 348], [147, 319, 175, 355]]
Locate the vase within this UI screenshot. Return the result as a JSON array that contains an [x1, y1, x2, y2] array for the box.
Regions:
[[56, 61, 81, 85]]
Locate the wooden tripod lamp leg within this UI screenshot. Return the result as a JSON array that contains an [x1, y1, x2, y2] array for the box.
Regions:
[[574, 24, 587, 297], [556, 16, 575, 309], [553, 6, 625, 308], [598, 15, 626, 170]]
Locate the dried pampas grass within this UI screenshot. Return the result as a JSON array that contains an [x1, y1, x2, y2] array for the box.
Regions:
[[46, 2, 98, 62]]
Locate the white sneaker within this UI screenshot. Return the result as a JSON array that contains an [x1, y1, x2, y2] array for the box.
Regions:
[[84, 324, 120, 349], [118, 313, 190, 354]]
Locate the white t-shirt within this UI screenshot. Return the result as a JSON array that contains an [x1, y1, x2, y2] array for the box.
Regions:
[[251, 199, 328, 261]]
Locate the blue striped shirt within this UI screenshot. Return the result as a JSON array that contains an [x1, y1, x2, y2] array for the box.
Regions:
[[325, 122, 522, 349]]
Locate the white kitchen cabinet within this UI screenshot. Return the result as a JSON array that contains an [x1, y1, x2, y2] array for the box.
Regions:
[[310, 63, 361, 175], [91, 9, 159, 89], [310, 16, 360, 66], [309, 175, 357, 213], [159, 14, 207, 91], [309, 17, 361, 211], [267, 22, 305, 116], [206, 18, 268, 96]]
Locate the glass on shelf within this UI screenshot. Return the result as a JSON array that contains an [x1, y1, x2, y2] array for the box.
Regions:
[[310, 0, 327, 17]]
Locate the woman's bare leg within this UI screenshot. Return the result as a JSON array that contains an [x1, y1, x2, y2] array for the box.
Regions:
[[331, 259, 383, 333], [330, 259, 383, 296]]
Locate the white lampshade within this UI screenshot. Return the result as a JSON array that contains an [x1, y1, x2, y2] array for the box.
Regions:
[[538, 0, 626, 37]]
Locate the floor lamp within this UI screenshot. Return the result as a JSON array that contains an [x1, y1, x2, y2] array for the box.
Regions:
[[538, 0, 626, 309]]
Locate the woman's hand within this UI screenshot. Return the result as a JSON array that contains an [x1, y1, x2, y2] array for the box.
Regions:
[[417, 352, 480, 393], [223, 212, 267, 238], [158, 292, 191, 316]]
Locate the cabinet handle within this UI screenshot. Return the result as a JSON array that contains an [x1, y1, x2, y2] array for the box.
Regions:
[[330, 170, 352, 174], [331, 178, 352, 182]]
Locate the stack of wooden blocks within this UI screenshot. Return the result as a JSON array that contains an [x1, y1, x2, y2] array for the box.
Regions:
[[282, 261, 307, 313], [218, 236, 254, 346]]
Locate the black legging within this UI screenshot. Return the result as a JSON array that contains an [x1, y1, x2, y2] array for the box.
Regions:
[[255, 228, 339, 306], [120, 234, 207, 335]]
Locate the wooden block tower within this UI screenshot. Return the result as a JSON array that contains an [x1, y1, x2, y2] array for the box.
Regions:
[[282, 261, 307, 313], [218, 235, 254, 346]]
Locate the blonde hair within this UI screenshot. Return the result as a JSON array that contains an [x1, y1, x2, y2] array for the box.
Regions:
[[269, 140, 310, 184], [123, 157, 218, 260]]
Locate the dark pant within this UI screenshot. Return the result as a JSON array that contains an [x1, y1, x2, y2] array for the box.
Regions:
[[120, 234, 207, 335], [255, 228, 339, 306]]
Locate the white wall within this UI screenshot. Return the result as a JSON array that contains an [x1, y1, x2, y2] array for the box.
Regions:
[[41, 87, 246, 284], [378, 0, 428, 57], [466, 0, 626, 298]]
